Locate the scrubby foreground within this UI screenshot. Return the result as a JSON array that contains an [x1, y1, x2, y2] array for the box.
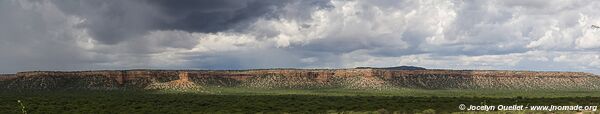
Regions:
[[1, 90, 600, 113], [1, 67, 600, 90]]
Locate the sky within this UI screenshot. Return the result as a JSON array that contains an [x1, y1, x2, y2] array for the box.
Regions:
[[1, 0, 600, 74]]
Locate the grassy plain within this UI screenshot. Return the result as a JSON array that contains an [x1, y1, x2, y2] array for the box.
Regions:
[[187, 87, 600, 98], [1, 88, 600, 113]]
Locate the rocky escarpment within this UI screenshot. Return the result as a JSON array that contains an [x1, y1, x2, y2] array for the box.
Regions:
[[1, 68, 599, 90], [0, 74, 16, 88]]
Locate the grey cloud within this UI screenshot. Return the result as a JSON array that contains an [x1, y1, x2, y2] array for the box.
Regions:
[[151, 0, 288, 33], [51, 0, 161, 44], [49, 0, 326, 45], [0, 1, 108, 73], [185, 49, 307, 70]]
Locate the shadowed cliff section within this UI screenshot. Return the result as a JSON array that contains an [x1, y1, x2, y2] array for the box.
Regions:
[[1, 67, 599, 90]]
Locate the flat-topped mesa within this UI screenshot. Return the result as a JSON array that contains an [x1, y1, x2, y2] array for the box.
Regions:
[[1, 68, 599, 90], [374, 69, 596, 78], [0, 74, 17, 81]]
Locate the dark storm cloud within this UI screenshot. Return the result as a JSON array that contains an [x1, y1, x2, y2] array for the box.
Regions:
[[150, 0, 331, 32], [151, 0, 289, 33], [50, 0, 161, 44], [49, 0, 307, 45]]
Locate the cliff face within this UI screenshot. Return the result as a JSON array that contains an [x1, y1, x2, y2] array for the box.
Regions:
[[0, 74, 16, 80], [0, 74, 16, 88], [1, 69, 599, 90]]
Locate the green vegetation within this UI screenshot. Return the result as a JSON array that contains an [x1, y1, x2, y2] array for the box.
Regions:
[[1, 88, 600, 113], [17, 100, 26, 114], [186, 87, 600, 98]]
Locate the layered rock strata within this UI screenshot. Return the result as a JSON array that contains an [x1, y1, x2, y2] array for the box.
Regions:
[[1, 69, 598, 90]]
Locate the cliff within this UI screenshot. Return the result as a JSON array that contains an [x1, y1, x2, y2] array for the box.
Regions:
[[1, 68, 599, 90]]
